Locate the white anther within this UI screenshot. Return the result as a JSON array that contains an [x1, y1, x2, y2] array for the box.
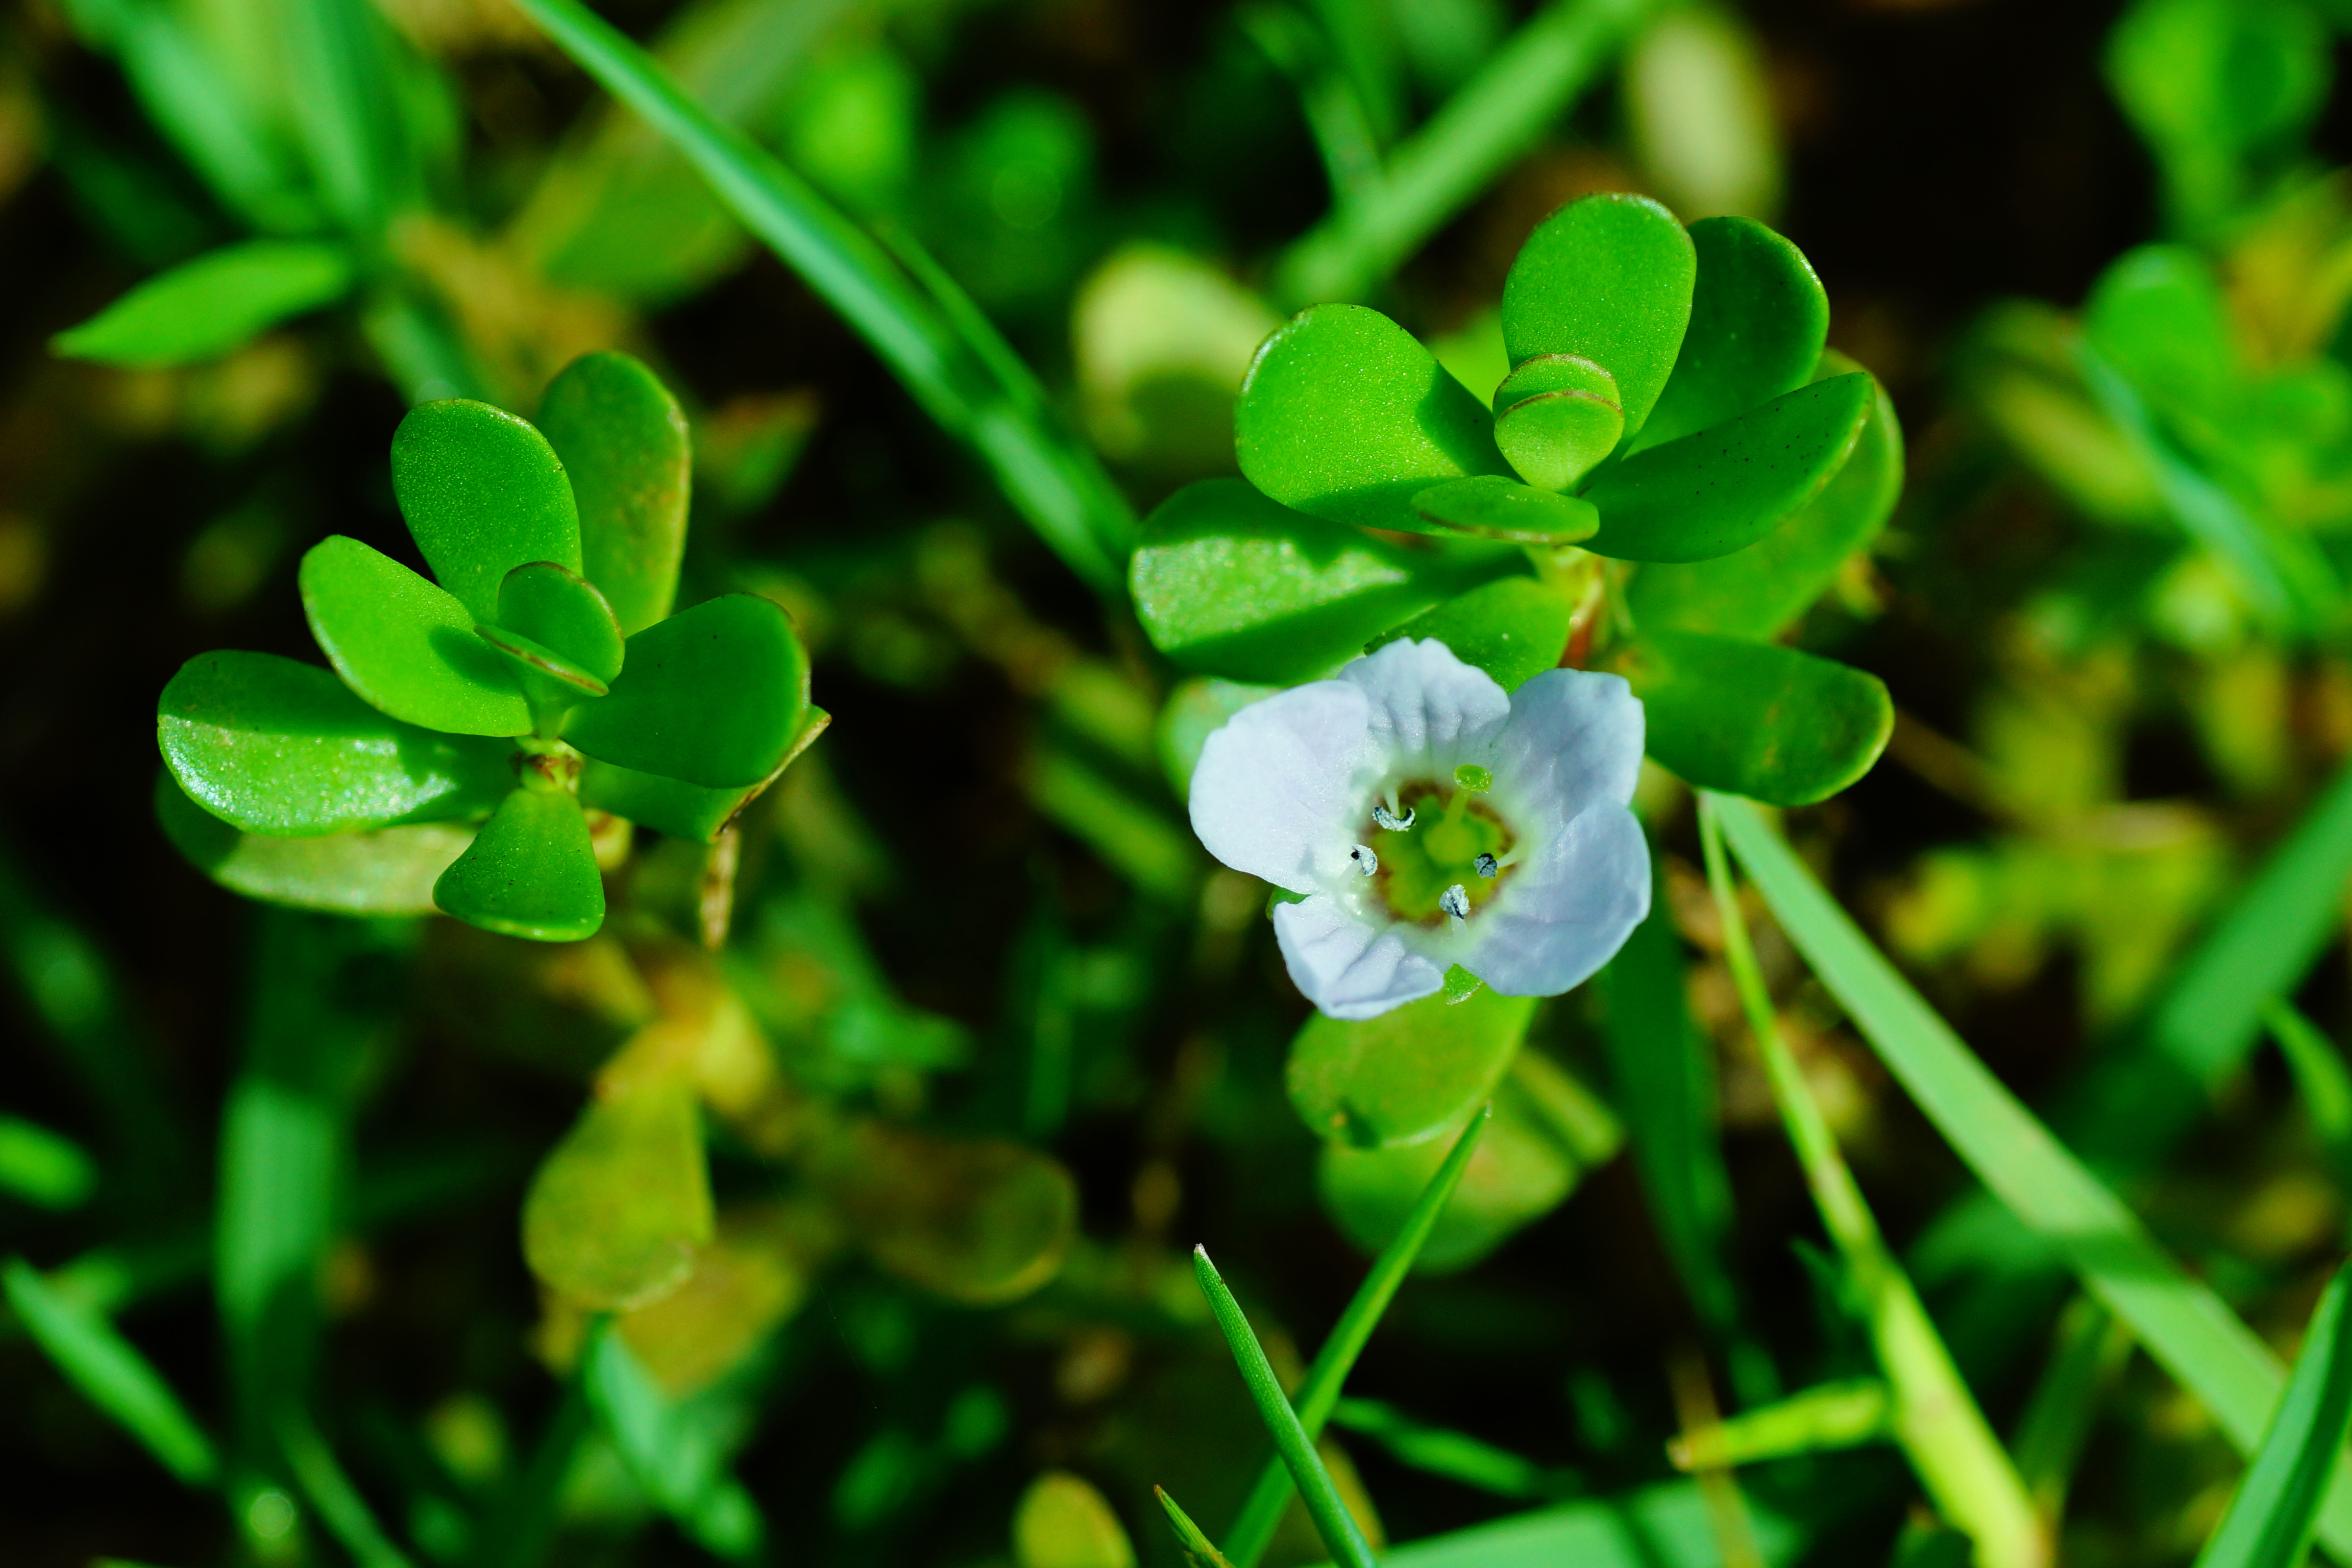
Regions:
[[1440, 884, 1470, 921], [1372, 803, 1416, 831], [1349, 844, 1379, 877], [1474, 853, 1498, 879]]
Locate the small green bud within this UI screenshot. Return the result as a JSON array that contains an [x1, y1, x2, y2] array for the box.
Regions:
[[1454, 764, 1493, 792]]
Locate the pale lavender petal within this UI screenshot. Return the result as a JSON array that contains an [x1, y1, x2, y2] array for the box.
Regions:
[[1489, 668, 1645, 821], [1188, 679, 1374, 892], [1459, 802, 1650, 997], [1273, 895, 1447, 1020], [1338, 638, 1511, 774]]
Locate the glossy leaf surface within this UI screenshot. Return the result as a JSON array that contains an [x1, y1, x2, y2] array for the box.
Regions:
[[1368, 578, 1575, 692], [498, 561, 624, 683], [1411, 475, 1599, 543], [1130, 480, 1511, 685], [523, 1076, 712, 1309], [539, 350, 691, 636], [159, 650, 513, 835], [1494, 390, 1624, 491], [1635, 217, 1829, 452], [1628, 357, 1902, 639], [391, 399, 582, 624], [299, 535, 531, 736], [1500, 194, 1695, 437], [50, 240, 352, 368], [1235, 303, 1511, 533], [156, 773, 471, 916], [1610, 630, 1891, 805], [1290, 985, 1535, 1149], [580, 705, 828, 844], [563, 593, 810, 788], [1582, 373, 1873, 563], [433, 786, 606, 942]]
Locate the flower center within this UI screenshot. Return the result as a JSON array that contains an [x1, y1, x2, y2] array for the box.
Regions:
[[1363, 774, 1516, 926]]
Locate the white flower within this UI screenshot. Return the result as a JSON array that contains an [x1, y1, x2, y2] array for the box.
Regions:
[[1188, 638, 1651, 1021]]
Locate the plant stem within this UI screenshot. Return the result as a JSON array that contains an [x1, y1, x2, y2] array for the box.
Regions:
[[1194, 1245, 1378, 1568], [1698, 797, 2047, 1568], [1223, 1105, 1488, 1567]]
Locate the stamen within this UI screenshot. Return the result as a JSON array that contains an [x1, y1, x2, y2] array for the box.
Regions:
[[1439, 883, 1470, 921], [1474, 853, 1498, 879], [1350, 844, 1379, 876], [1453, 764, 1493, 793], [1372, 803, 1416, 831]]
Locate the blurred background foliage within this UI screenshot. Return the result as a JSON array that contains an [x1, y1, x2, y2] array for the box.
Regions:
[[20, 0, 2352, 1562]]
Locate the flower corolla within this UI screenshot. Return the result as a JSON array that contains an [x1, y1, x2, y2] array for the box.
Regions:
[[1189, 638, 1651, 1020]]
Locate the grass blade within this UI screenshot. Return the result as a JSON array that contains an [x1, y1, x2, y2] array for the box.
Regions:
[[276, 1407, 416, 1568], [467, 1379, 590, 1568], [2266, 1000, 2352, 1169], [1272, 0, 1654, 306], [2193, 1262, 2352, 1568], [1356, 1477, 1808, 1566], [1709, 791, 2352, 1556], [1157, 1485, 1239, 1567], [1667, 1380, 1890, 1471], [1193, 1245, 1378, 1568], [1224, 1105, 1490, 1567], [1330, 1396, 1579, 1499], [504, 0, 1133, 594], [2009, 1295, 2133, 1527], [4, 1257, 218, 1486], [584, 1318, 765, 1559], [0, 1114, 98, 1210], [1698, 800, 2045, 1568]]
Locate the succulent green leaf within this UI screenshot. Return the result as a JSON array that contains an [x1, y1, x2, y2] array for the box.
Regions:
[[1492, 353, 1620, 409], [1129, 480, 1516, 686], [1494, 391, 1624, 492], [1609, 629, 1892, 806], [158, 650, 513, 835], [538, 350, 691, 636], [156, 773, 472, 916], [523, 1078, 712, 1309], [1234, 303, 1511, 533], [1635, 217, 1829, 453], [1581, 373, 1874, 563], [299, 535, 532, 736], [433, 786, 607, 942], [1369, 578, 1577, 691], [498, 561, 625, 683], [49, 240, 352, 368], [1628, 356, 1904, 639], [579, 707, 830, 842], [391, 399, 583, 624], [2082, 245, 2237, 410], [562, 593, 810, 789], [1319, 1072, 1582, 1275], [1016, 1472, 1139, 1568], [824, 1124, 1078, 1305], [476, 624, 612, 731], [1289, 985, 1535, 1149], [1411, 475, 1599, 543], [1500, 193, 1696, 438]]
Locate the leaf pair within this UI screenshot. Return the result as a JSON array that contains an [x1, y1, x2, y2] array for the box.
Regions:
[[1235, 197, 1862, 563], [158, 350, 820, 942]]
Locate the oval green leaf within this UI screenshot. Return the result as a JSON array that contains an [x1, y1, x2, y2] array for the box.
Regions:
[[1494, 391, 1624, 492], [156, 771, 474, 916], [1628, 356, 1904, 639], [825, 1124, 1078, 1305], [1318, 1074, 1581, 1275], [1234, 303, 1511, 533], [1128, 479, 1518, 685], [2083, 244, 2237, 409], [499, 561, 625, 683], [1411, 475, 1599, 543], [579, 707, 830, 842], [1608, 629, 1893, 806], [523, 1078, 713, 1310], [50, 240, 353, 368], [433, 785, 607, 942], [1582, 373, 1874, 563], [1367, 577, 1577, 692], [562, 593, 811, 789], [391, 399, 583, 624], [159, 650, 514, 835], [1634, 216, 1830, 453], [1500, 193, 1696, 439], [299, 535, 532, 737], [539, 350, 691, 637], [1289, 985, 1536, 1149]]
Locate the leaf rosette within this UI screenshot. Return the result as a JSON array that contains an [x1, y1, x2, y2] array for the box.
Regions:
[[156, 350, 823, 941]]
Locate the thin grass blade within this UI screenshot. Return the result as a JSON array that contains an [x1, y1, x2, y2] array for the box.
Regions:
[[1709, 791, 2352, 1555], [1157, 1485, 1239, 1567], [276, 1406, 417, 1568], [4, 1257, 218, 1486], [1225, 1105, 1490, 1567], [2009, 1295, 2133, 1526], [2267, 1001, 2352, 1162], [2193, 1262, 2352, 1568], [1193, 1245, 1378, 1568]]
